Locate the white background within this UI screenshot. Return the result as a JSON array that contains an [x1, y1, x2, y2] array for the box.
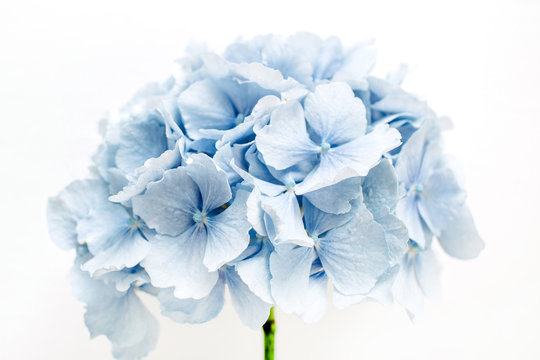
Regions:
[[1, 0, 539, 359]]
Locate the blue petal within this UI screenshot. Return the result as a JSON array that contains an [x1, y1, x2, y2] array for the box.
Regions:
[[304, 82, 366, 145], [318, 201, 391, 295], [225, 266, 272, 329], [362, 159, 399, 217], [302, 198, 354, 237], [178, 79, 237, 140], [259, 191, 313, 246], [332, 44, 376, 90], [203, 190, 251, 271], [47, 179, 108, 250], [158, 274, 225, 324], [417, 167, 466, 235], [270, 244, 316, 314], [70, 264, 158, 360], [78, 203, 150, 275], [301, 271, 328, 323], [438, 205, 484, 259], [296, 124, 401, 194], [333, 265, 399, 308], [414, 248, 441, 301], [110, 143, 183, 203], [255, 101, 319, 170], [132, 167, 199, 236], [396, 193, 428, 247], [235, 237, 274, 304], [186, 153, 232, 213], [393, 252, 425, 318], [97, 266, 150, 292], [141, 227, 219, 299], [303, 177, 362, 214], [114, 120, 168, 175]]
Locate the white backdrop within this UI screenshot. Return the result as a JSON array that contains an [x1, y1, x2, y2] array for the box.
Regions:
[[1, 0, 539, 359]]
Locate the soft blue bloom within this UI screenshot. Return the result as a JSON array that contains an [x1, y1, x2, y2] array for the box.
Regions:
[[395, 120, 483, 256], [158, 235, 273, 329], [70, 247, 158, 360], [392, 242, 442, 318], [270, 198, 393, 320], [256, 82, 402, 194], [132, 154, 251, 299], [48, 33, 484, 358]]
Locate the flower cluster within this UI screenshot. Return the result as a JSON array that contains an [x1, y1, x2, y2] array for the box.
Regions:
[[48, 33, 484, 359]]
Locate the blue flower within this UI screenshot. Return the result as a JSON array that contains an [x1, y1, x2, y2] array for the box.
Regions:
[[395, 120, 483, 257], [132, 154, 251, 299], [48, 33, 484, 357], [270, 198, 393, 320], [158, 235, 273, 329], [256, 82, 402, 194]]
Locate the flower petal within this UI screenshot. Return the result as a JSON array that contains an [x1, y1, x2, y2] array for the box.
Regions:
[[132, 167, 198, 237], [304, 82, 366, 145], [158, 274, 225, 324], [256, 101, 319, 170], [438, 205, 484, 259], [226, 266, 272, 329], [318, 201, 391, 295], [141, 227, 219, 299], [79, 203, 150, 275], [203, 190, 251, 271]]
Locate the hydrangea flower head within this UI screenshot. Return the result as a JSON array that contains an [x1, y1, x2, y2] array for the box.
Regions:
[[48, 32, 483, 359]]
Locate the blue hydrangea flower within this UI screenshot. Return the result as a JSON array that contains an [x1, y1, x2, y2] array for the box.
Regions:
[[132, 154, 251, 299], [48, 32, 483, 359], [256, 82, 402, 194]]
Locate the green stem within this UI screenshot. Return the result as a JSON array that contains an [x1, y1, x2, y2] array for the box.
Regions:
[[262, 307, 275, 360]]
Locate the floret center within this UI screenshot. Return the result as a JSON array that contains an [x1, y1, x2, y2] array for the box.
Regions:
[[193, 211, 206, 224], [320, 142, 331, 154], [235, 113, 245, 124]]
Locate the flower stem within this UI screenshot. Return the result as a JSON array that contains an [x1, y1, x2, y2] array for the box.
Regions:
[[262, 307, 275, 360]]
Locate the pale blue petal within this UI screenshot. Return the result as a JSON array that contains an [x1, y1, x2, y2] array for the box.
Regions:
[[394, 119, 440, 186], [438, 205, 484, 259], [235, 237, 274, 304], [158, 275, 225, 324], [333, 265, 399, 308], [260, 191, 313, 246], [318, 201, 390, 295], [304, 82, 366, 145], [141, 227, 219, 299], [256, 101, 319, 170], [300, 271, 328, 323], [396, 193, 427, 247], [417, 168, 466, 235], [393, 253, 424, 318], [78, 203, 150, 275], [186, 154, 232, 212], [225, 266, 272, 329], [246, 189, 268, 236], [332, 44, 376, 90], [302, 198, 354, 237], [303, 177, 362, 214], [132, 167, 198, 237], [47, 179, 108, 250], [296, 124, 401, 194], [97, 266, 150, 292], [362, 159, 399, 217], [270, 244, 316, 314], [114, 121, 168, 175], [110, 145, 183, 203], [203, 190, 251, 271], [178, 79, 236, 140], [414, 249, 441, 302], [69, 264, 158, 360]]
